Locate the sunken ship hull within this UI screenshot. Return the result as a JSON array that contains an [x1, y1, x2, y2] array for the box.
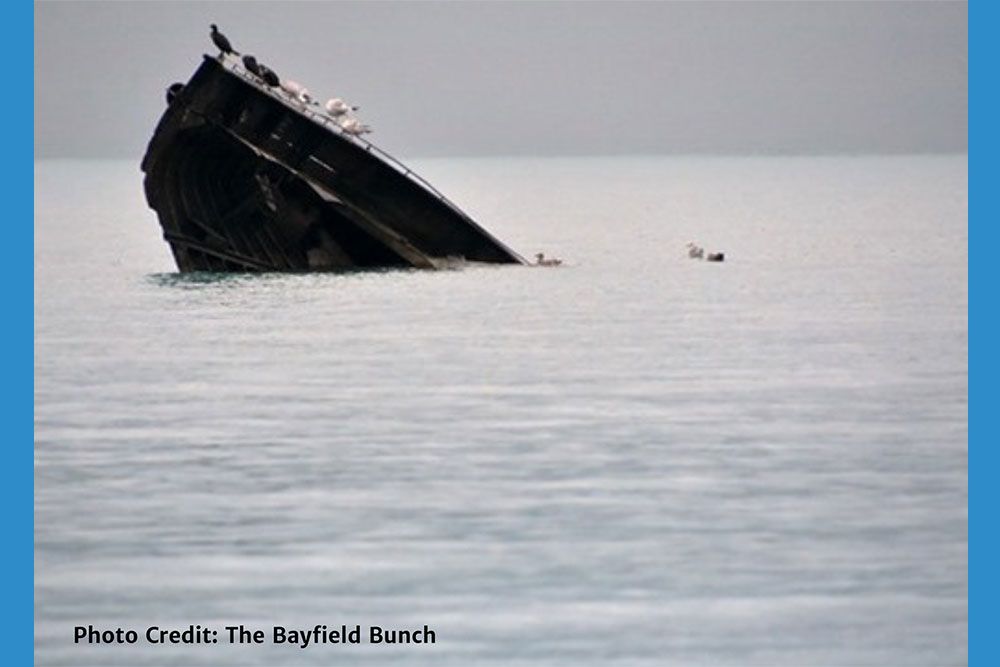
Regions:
[[141, 56, 524, 272]]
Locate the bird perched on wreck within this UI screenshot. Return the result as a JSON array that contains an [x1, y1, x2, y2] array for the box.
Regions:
[[339, 116, 372, 136], [324, 98, 360, 117], [279, 79, 312, 104], [210, 24, 239, 59], [257, 64, 280, 87], [241, 54, 262, 78]]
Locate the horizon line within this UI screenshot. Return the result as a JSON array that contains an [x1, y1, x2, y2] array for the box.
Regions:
[[35, 150, 970, 162]]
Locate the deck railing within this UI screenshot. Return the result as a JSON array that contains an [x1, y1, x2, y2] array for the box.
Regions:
[[222, 58, 480, 228]]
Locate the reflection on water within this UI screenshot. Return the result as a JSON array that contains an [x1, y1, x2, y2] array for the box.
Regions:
[[35, 156, 967, 666]]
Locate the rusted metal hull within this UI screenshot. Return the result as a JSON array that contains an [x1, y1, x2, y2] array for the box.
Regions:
[[141, 56, 525, 272]]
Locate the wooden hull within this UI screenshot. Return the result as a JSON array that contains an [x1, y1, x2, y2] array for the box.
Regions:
[[141, 57, 525, 272]]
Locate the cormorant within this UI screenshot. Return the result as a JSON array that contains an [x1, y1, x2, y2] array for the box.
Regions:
[[210, 24, 239, 58], [258, 64, 280, 87], [241, 54, 262, 77]]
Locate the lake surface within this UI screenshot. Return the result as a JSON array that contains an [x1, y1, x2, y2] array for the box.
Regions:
[[35, 156, 967, 666]]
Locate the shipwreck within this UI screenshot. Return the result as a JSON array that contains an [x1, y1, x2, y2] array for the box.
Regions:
[[141, 52, 525, 272]]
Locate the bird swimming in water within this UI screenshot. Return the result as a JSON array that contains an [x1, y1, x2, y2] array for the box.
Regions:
[[210, 24, 239, 58], [535, 252, 562, 266], [241, 54, 262, 78], [686, 242, 704, 259], [686, 242, 724, 262]]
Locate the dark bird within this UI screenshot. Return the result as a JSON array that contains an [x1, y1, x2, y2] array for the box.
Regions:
[[258, 64, 280, 87], [241, 54, 262, 77], [706, 252, 725, 262], [210, 24, 239, 57]]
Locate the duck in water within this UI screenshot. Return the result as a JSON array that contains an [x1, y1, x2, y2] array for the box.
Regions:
[[535, 253, 562, 266], [686, 242, 705, 259]]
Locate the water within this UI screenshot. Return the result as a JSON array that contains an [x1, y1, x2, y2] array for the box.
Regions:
[[35, 156, 967, 666]]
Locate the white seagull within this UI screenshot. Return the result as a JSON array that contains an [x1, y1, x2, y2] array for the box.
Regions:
[[279, 79, 307, 102], [324, 97, 360, 117], [339, 116, 372, 136]]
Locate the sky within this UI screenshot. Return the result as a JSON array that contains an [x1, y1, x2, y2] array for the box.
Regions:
[[35, 1, 967, 158]]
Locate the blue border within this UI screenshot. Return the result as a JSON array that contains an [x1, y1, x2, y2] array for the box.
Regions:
[[970, 0, 985, 664], [20, 3, 975, 667], [12, 0, 32, 665]]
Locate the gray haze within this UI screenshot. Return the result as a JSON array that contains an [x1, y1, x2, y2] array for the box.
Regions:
[[35, 1, 967, 158]]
